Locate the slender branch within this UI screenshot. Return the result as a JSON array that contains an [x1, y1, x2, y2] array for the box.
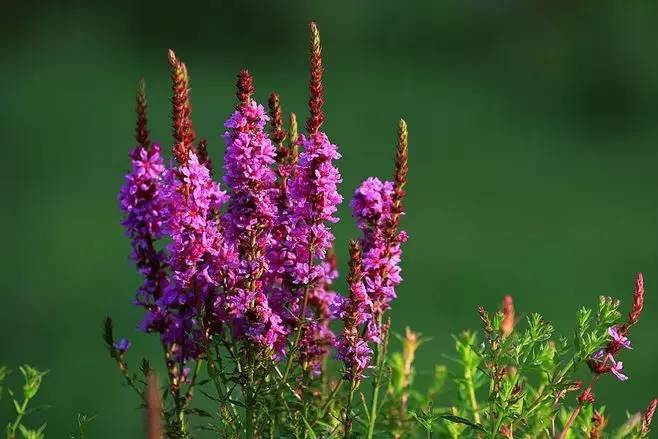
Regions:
[[366, 315, 386, 439]]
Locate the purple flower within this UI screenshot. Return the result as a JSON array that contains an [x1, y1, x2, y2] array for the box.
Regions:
[[220, 99, 287, 353], [591, 348, 606, 361], [608, 354, 629, 381], [114, 338, 132, 354], [267, 131, 342, 367], [298, 257, 341, 375], [226, 290, 287, 356], [351, 177, 394, 230], [119, 144, 169, 327], [608, 326, 632, 350], [273, 132, 342, 287], [222, 100, 278, 244], [351, 177, 407, 338], [300, 320, 334, 377], [155, 150, 228, 361], [335, 242, 376, 381]]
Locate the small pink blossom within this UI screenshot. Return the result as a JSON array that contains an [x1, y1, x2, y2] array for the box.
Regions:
[[608, 354, 629, 381], [608, 326, 632, 350]]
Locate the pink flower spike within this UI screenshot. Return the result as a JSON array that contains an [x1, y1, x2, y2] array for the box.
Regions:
[[608, 326, 632, 350]]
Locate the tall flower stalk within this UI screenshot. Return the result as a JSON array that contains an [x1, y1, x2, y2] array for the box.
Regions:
[[349, 119, 408, 439], [275, 22, 343, 384]]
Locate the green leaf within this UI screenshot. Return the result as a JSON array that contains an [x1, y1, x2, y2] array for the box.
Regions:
[[439, 413, 487, 433], [186, 407, 213, 418], [301, 415, 317, 439]]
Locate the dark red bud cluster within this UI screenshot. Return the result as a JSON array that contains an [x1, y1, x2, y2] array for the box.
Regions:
[[168, 49, 196, 165], [306, 22, 324, 135], [578, 387, 596, 405], [237, 69, 254, 108], [643, 398, 658, 435], [136, 78, 150, 149]]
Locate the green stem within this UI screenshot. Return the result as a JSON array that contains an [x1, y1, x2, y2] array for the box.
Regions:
[[7, 397, 29, 439], [245, 353, 256, 439], [557, 374, 602, 439], [282, 242, 315, 383], [282, 284, 311, 383], [344, 380, 357, 438], [246, 403, 254, 439], [492, 412, 505, 439], [183, 359, 203, 406], [464, 360, 481, 424], [311, 380, 343, 429], [510, 359, 575, 429], [366, 316, 385, 439]]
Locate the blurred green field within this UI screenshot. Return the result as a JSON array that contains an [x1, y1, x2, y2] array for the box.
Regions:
[[2, 1, 658, 436]]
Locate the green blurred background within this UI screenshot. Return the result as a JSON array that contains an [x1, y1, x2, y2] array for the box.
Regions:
[[2, 0, 658, 436]]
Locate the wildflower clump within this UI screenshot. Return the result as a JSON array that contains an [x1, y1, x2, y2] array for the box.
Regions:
[[109, 21, 656, 439]]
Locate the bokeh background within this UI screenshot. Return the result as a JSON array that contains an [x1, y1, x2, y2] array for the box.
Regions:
[[2, 0, 658, 436]]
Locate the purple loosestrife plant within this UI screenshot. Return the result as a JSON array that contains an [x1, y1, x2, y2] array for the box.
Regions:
[[158, 151, 227, 360], [119, 80, 168, 336], [106, 21, 658, 439], [221, 71, 286, 355]]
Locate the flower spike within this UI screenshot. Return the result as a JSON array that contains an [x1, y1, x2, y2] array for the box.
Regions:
[[389, 119, 409, 236], [627, 272, 645, 327], [168, 49, 195, 165], [268, 92, 286, 149], [196, 138, 212, 173], [236, 69, 254, 107], [336, 239, 373, 381], [643, 398, 658, 436], [288, 112, 299, 165], [501, 295, 515, 337], [136, 78, 150, 149], [307, 21, 324, 135]]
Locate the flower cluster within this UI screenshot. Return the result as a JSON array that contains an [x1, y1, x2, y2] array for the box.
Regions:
[[115, 22, 412, 438], [119, 143, 168, 312], [119, 82, 168, 345], [588, 273, 645, 381], [108, 22, 658, 439], [220, 73, 286, 354], [157, 151, 227, 361], [336, 240, 374, 381]]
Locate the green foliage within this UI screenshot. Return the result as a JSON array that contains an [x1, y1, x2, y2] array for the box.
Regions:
[[92, 280, 658, 438], [4, 365, 48, 439], [69, 414, 95, 439], [0, 366, 7, 401]]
